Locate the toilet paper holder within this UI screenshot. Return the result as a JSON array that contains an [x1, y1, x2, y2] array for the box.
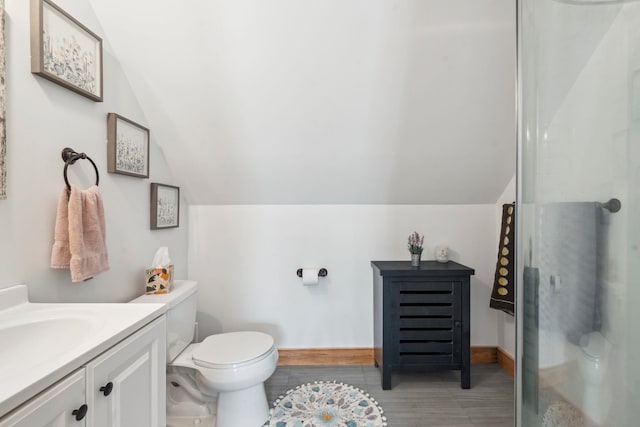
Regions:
[[296, 268, 328, 278]]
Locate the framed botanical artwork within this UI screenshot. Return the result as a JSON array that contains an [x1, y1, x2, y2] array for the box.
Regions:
[[107, 113, 150, 178], [30, 0, 103, 102], [150, 183, 180, 230], [0, 0, 6, 200]]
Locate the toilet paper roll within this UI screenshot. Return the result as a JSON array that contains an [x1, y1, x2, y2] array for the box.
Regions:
[[302, 268, 320, 286]]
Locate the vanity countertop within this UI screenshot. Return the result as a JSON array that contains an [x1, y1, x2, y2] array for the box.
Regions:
[[0, 285, 166, 417]]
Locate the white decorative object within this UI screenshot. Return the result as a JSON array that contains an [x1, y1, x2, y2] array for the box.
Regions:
[[435, 245, 449, 263]]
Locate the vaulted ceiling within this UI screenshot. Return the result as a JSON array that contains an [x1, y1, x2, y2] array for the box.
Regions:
[[89, 0, 516, 204]]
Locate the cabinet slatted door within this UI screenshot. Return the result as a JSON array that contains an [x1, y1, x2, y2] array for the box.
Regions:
[[0, 369, 86, 427], [86, 317, 166, 427], [394, 280, 461, 366]]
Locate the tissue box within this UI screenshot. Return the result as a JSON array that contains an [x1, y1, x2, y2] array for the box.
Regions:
[[145, 266, 174, 294]]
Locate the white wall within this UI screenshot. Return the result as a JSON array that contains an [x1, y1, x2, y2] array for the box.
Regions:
[[0, 0, 513, 356], [89, 0, 516, 206], [188, 205, 499, 348], [0, 0, 188, 302]]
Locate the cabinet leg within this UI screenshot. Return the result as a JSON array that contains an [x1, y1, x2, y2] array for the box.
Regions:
[[461, 365, 470, 389], [382, 368, 392, 390]]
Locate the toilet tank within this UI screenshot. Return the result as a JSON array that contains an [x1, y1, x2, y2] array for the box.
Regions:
[[130, 280, 198, 362]]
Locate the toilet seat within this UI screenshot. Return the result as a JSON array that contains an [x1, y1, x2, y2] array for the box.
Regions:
[[579, 332, 608, 361], [192, 331, 275, 369]]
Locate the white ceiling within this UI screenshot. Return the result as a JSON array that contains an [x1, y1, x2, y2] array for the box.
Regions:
[[89, 0, 516, 205]]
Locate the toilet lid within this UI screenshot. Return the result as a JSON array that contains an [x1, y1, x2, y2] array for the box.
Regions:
[[192, 331, 274, 368]]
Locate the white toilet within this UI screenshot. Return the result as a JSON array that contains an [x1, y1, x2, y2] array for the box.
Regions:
[[131, 280, 278, 427], [578, 331, 610, 423]]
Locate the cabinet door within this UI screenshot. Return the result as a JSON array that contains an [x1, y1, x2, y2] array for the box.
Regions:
[[393, 280, 460, 365], [0, 369, 87, 427], [86, 317, 166, 427]]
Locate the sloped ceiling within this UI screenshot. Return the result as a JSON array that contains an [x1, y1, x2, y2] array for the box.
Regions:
[[89, 0, 516, 204]]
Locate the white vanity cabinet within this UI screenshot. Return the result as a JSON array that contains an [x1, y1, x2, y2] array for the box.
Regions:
[[0, 370, 87, 427], [86, 316, 166, 427], [0, 316, 166, 427]]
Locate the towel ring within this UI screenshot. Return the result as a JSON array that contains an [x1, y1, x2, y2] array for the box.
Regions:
[[61, 147, 100, 191]]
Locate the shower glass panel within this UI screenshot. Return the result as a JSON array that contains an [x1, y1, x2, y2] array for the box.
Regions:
[[517, 0, 640, 426]]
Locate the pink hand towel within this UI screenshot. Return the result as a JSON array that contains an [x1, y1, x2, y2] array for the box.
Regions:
[[51, 186, 71, 269], [51, 185, 109, 282]]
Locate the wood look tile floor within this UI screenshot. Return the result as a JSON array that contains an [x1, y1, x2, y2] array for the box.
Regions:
[[265, 364, 514, 427]]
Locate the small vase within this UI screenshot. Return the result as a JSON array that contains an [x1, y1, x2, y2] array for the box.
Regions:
[[411, 253, 421, 267]]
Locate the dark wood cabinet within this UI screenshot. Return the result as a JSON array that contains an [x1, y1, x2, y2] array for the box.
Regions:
[[371, 260, 475, 390]]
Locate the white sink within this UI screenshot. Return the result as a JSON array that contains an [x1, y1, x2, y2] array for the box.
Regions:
[[0, 308, 104, 382], [0, 285, 166, 417]]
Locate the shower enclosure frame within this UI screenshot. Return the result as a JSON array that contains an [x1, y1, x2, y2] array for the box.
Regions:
[[515, 0, 524, 424], [515, 0, 639, 425]]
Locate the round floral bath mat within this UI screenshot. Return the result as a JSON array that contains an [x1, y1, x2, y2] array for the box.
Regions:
[[542, 401, 584, 427], [267, 381, 387, 427]]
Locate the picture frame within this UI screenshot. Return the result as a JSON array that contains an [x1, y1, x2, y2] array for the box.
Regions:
[[30, 0, 103, 102], [0, 0, 6, 200], [150, 183, 180, 230], [107, 113, 150, 178]]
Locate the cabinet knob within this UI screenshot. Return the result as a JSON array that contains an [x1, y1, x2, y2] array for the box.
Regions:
[[72, 404, 88, 421], [100, 382, 114, 396]]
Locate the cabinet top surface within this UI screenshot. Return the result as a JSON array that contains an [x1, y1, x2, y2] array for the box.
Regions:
[[371, 260, 475, 276]]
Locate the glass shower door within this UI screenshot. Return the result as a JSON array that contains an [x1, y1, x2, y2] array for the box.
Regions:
[[517, 0, 640, 426]]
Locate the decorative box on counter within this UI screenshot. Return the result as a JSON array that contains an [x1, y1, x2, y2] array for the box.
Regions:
[[145, 266, 174, 294]]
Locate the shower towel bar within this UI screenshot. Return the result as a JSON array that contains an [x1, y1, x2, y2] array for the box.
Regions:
[[61, 147, 99, 191], [599, 198, 621, 213]]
